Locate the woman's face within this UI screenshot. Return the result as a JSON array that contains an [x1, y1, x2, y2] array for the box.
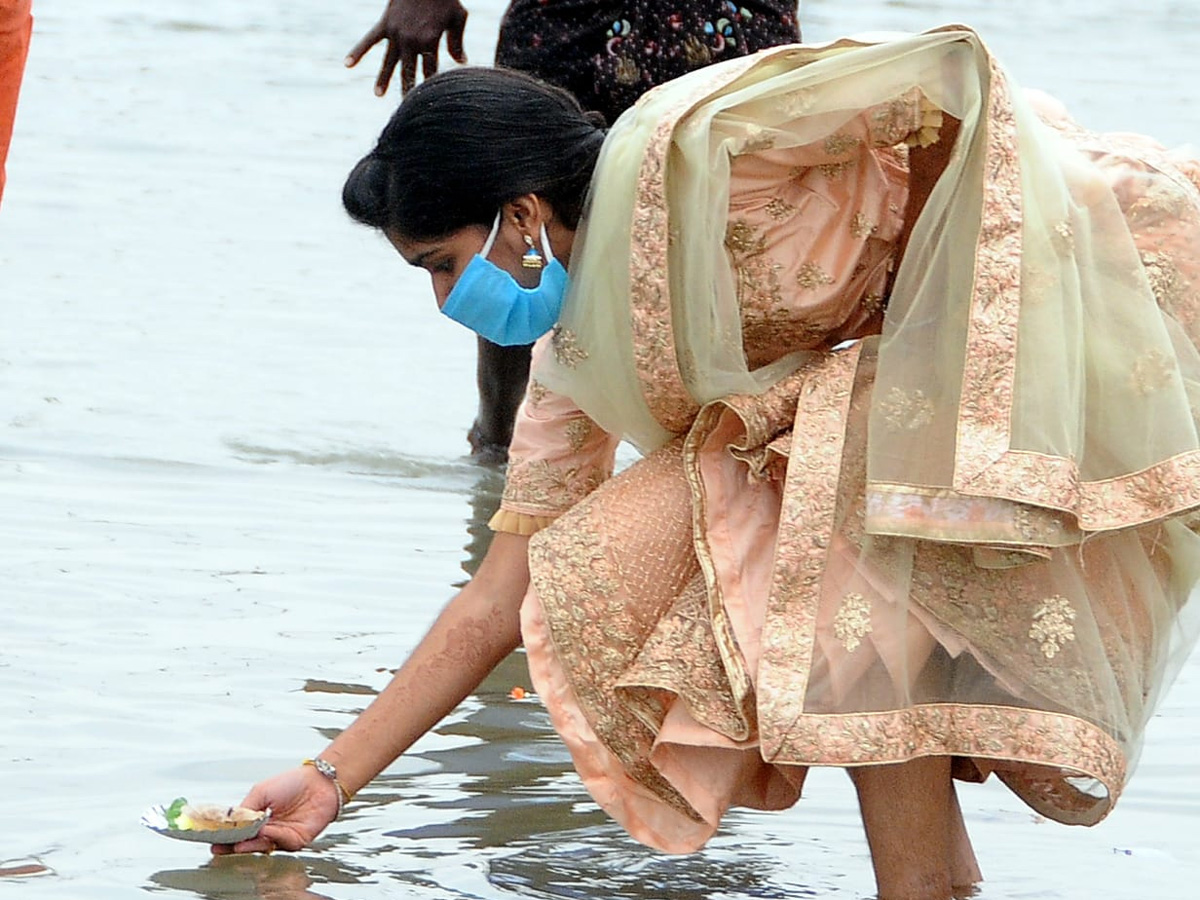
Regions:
[[386, 218, 534, 308]]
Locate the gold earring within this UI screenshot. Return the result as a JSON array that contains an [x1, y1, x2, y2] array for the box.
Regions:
[[521, 234, 544, 269]]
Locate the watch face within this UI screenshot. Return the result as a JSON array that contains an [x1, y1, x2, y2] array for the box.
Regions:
[[313, 758, 336, 779]]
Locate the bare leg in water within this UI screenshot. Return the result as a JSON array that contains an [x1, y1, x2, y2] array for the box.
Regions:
[[849, 757, 982, 900], [468, 336, 532, 464]]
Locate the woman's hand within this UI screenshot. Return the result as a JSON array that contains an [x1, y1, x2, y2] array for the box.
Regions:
[[211, 531, 533, 855], [345, 0, 469, 97], [211, 765, 340, 855]]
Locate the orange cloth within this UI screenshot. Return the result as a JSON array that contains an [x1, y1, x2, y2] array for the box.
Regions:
[[0, 0, 33, 205]]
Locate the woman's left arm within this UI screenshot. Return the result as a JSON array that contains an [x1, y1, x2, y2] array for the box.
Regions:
[[213, 530, 532, 854]]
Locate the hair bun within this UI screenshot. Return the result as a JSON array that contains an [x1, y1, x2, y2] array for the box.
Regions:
[[343, 153, 397, 226]]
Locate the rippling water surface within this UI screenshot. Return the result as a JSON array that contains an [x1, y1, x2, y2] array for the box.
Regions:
[[3, 2, 1200, 898]]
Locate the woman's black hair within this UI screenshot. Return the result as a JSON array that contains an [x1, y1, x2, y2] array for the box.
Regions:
[[342, 67, 608, 240]]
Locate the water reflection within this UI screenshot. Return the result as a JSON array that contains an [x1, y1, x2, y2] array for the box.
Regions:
[[461, 461, 507, 580], [486, 831, 814, 900], [150, 853, 368, 900]]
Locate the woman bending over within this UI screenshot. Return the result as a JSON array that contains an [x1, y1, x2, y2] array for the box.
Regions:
[[220, 27, 1200, 900]]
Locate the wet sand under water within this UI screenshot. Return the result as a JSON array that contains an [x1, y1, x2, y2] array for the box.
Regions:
[[2, 1, 1200, 898]]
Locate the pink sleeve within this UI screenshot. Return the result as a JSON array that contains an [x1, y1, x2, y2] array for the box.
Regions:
[[491, 340, 621, 532]]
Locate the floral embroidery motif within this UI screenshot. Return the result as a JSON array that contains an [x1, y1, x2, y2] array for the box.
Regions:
[[725, 219, 767, 260], [878, 387, 934, 430], [832, 592, 872, 652], [796, 262, 835, 290], [850, 212, 877, 239], [1141, 251, 1187, 313], [1126, 179, 1196, 226], [725, 216, 830, 362], [1012, 504, 1062, 543], [564, 416, 595, 452], [817, 159, 854, 180], [1053, 219, 1075, 253], [628, 57, 767, 435], [824, 131, 861, 157], [765, 197, 797, 221], [551, 325, 588, 368], [502, 458, 608, 513], [527, 379, 549, 406], [777, 88, 815, 119], [868, 90, 922, 147], [739, 124, 776, 154], [1130, 348, 1177, 395], [528, 443, 712, 822], [1022, 265, 1057, 305], [1030, 595, 1076, 659]]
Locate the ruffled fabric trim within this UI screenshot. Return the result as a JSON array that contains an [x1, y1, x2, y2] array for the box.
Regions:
[[488, 508, 559, 536], [906, 94, 945, 148]]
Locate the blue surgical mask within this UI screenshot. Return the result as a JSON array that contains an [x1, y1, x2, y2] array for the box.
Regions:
[[440, 212, 569, 347]]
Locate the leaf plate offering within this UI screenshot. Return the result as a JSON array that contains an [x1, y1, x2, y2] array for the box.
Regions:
[[140, 797, 270, 844]]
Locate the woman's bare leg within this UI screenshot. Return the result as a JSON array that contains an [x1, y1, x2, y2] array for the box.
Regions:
[[848, 756, 980, 900], [946, 782, 982, 894]]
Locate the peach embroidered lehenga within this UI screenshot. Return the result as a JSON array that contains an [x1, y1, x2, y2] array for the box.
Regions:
[[493, 28, 1200, 852]]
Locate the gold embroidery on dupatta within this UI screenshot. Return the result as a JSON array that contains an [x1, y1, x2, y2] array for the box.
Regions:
[[627, 56, 766, 434], [833, 592, 873, 651], [739, 125, 776, 155], [551, 325, 588, 368], [953, 60, 1200, 529], [1030, 595, 1077, 659], [768, 703, 1125, 826], [879, 386, 935, 430], [757, 346, 862, 762], [1053, 219, 1075, 252], [1130, 349, 1177, 395], [777, 88, 816, 119], [952, 56, 1026, 484]]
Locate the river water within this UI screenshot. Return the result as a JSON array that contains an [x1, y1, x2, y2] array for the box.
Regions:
[[2, 1, 1199, 898]]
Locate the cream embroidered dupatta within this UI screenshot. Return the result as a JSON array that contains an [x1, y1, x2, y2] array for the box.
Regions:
[[537, 26, 1200, 545], [519, 26, 1200, 845]]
